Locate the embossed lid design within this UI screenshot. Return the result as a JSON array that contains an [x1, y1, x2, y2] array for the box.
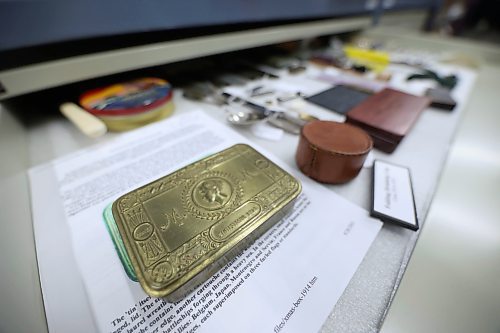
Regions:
[[112, 144, 301, 300]]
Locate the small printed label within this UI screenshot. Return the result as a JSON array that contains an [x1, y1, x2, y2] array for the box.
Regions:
[[372, 160, 418, 230]]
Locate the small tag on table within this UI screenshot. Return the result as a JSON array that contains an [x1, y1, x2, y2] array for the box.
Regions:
[[371, 160, 419, 231]]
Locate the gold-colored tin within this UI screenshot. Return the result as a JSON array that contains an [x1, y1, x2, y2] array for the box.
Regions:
[[112, 144, 301, 301]]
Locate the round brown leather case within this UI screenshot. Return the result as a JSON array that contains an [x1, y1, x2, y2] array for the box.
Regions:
[[295, 120, 373, 184]]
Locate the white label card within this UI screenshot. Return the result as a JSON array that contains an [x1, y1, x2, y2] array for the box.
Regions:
[[372, 160, 418, 230]]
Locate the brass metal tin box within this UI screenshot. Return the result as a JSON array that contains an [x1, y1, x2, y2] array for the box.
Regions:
[[112, 144, 301, 301]]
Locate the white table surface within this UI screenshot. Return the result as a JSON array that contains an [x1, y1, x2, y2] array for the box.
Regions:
[[374, 29, 500, 333]]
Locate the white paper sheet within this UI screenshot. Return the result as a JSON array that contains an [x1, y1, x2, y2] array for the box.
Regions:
[[30, 110, 381, 333]]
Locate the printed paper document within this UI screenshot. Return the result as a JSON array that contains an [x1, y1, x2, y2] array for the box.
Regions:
[[30, 110, 382, 333]]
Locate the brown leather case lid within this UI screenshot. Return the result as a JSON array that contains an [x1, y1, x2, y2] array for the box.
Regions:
[[295, 121, 373, 184], [346, 88, 430, 140]]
